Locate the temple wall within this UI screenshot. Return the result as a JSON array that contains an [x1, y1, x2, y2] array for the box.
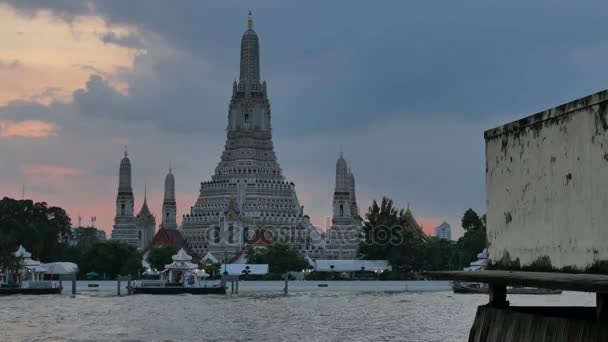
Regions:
[[485, 90, 608, 272]]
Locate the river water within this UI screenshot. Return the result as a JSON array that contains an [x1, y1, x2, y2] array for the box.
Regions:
[[0, 281, 595, 342]]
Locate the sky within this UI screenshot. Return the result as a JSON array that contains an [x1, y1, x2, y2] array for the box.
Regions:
[[2, 1, 608, 239]]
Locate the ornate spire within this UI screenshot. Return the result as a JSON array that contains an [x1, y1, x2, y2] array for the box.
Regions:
[[239, 11, 260, 85]]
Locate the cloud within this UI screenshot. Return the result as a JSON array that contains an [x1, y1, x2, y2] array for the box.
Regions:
[[0, 119, 60, 138], [98, 31, 144, 49], [0, 58, 21, 69], [22, 164, 84, 177]]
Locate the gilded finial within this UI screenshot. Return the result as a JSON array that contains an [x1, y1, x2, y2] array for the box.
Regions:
[[248, 11, 253, 29]]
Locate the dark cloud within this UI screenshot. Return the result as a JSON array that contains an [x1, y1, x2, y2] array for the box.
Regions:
[[4, 0, 608, 137]]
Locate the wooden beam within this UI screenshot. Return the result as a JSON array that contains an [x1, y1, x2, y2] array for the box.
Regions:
[[422, 271, 608, 293]]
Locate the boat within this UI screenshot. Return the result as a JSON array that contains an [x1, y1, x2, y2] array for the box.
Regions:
[[453, 249, 561, 295], [452, 281, 561, 295]]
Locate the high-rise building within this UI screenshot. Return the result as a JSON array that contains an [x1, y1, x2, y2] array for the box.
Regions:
[[434, 222, 452, 240], [180, 13, 318, 260]]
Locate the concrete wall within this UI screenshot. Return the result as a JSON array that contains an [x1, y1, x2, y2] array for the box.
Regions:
[[485, 90, 608, 271]]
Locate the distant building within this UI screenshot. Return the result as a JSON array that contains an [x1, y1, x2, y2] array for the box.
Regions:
[[70, 226, 106, 249], [434, 222, 452, 240]]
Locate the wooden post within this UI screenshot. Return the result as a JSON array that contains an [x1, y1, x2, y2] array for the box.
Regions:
[[127, 279, 132, 295], [284, 273, 288, 296], [71, 272, 77, 295], [597, 293, 608, 321], [235, 279, 239, 295], [117, 279, 121, 296], [488, 283, 508, 308], [231, 281, 234, 294]]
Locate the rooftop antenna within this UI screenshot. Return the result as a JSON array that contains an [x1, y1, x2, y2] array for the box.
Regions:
[[169, 160, 172, 173], [78, 215, 82, 227], [91, 216, 96, 228], [21, 184, 25, 200], [124, 144, 128, 158], [339, 145, 343, 158], [248, 11, 253, 29]]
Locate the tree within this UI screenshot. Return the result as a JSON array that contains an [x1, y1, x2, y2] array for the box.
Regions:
[[82, 240, 143, 279], [461, 208, 483, 232], [147, 245, 178, 271], [358, 197, 428, 271], [247, 244, 311, 274], [456, 209, 487, 265], [0, 197, 72, 268]]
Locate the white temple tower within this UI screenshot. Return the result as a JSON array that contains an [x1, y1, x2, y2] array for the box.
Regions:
[[181, 13, 318, 260], [111, 147, 142, 248], [161, 167, 178, 230], [325, 152, 363, 259]]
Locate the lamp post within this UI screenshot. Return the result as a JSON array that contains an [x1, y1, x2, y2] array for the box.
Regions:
[[330, 264, 335, 280]]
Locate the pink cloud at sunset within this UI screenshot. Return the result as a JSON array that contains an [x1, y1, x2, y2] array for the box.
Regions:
[[22, 164, 85, 178], [0, 119, 60, 138]]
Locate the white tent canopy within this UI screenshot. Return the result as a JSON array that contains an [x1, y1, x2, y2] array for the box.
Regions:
[[42, 262, 78, 275], [313, 260, 391, 272], [220, 264, 269, 276]]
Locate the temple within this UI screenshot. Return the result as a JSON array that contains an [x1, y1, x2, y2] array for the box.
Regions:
[[323, 153, 363, 259], [110, 147, 155, 250], [180, 12, 319, 261]]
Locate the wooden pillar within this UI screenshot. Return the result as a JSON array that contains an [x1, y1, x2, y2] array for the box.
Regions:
[[488, 283, 508, 308], [71, 272, 77, 295], [597, 293, 608, 321]]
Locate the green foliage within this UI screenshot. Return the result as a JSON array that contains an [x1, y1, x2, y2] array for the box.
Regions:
[[80, 240, 143, 279], [456, 209, 487, 265], [358, 198, 486, 272], [0, 197, 72, 269], [146, 245, 178, 271], [461, 208, 483, 232], [246, 244, 311, 274]]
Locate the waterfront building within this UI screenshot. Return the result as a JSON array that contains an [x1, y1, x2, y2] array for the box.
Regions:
[[323, 153, 363, 259], [180, 13, 318, 261], [434, 222, 451, 240], [110, 147, 155, 250]]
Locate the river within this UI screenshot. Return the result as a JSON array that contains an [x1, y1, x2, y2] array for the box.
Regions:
[[0, 281, 595, 341]]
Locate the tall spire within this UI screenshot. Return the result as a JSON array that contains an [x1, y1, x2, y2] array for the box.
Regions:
[[162, 166, 177, 229], [115, 147, 134, 219], [239, 11, 261, 85]]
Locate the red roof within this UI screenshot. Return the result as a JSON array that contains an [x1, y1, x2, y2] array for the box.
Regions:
[[144, 228, 199, 261]]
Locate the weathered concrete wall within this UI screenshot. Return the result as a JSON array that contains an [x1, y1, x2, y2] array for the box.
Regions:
[[485, 90, 608, 272]]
